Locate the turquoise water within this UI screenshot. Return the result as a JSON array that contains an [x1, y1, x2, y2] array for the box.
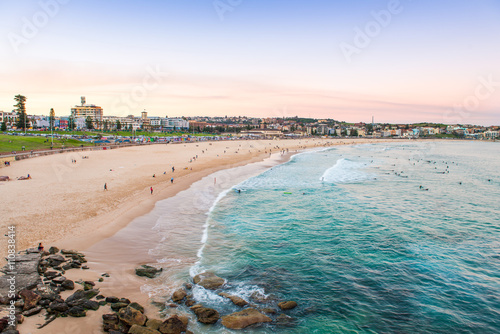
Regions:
[[191, 141, 500, 333]]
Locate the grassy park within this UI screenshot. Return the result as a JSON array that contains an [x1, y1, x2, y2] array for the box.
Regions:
[[0, 134, 93, 154]]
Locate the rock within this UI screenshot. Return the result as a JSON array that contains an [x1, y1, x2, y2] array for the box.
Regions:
[[65, 289, 99, 307], [221, 308, 272, 329], [61, 249, 79, 255], [82, 265, 89, 269], [103, 313, 129, 332], [96, 295, 105, 300], [2, 330, 20, 334], [48, 246, 59, 254], [150, 296, 166, 307], [102, 273, 110, 277], [0, 253, 41, 293], [62, 264, 73, 271], [185, 299, 195, 307], [118, 306, 147, 326], [192, 307, 220, 324], [81, 300, 100, 311], [61, 279, 75, 290], [250, 291, 274, 303], [22, 306, 42, 317], [218, 292, 248, 307], [129, 302, 144, 313], [110, 302, 129, 311], [48, 301, 69, 313], [129, 325, 161, 334], [276, 313, 296, 326], [102, 313, 120, 331], [135, 265, 162, 279], [119, 297, 131, 304], [278, 301, 297, 310], [44, 271, 60, 279], [52, 276, 67, 284], [158, 315, 188, 334], [68, 306, 86, 317], [105, 296, 120, 303], [146, 318, 163, 330], [19, 289, 41, 310], [185, 283, 193, 290], [171, 289, 186, 303], [47, 254, 65, 266], [192, 272, 225, 290], [261, 308, 277, 314]]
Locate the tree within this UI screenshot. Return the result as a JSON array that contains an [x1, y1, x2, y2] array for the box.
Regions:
[[49, 108, 55, 130], [116, 120, 122, 130], [85, 116, 94, 130], [103, 120, 109, 131], [14, 94, 28, 130], [68, 116, 76, 130], [351, 129, 358, 137], [1, 121, 6, 131]]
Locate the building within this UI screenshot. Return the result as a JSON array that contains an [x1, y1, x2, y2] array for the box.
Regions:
[[70, 97, 103, 129], [162, 118, 189, 131]]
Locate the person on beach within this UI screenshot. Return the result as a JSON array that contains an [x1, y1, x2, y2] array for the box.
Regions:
[[171, 177, 174, 183], [104, 183, 107, 191], [38, 243, 44, 252], [172, 167, 175, 172], [150, 187, 153, 194]]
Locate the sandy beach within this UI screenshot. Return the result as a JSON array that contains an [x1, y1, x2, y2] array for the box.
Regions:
[[0, 137, 395, 333]]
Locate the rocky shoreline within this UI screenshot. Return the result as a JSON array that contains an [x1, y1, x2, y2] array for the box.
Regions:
[[0, 247, 298, 333]]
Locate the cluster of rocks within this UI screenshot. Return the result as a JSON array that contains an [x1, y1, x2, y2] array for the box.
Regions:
[[165, 271, 298, 330], [0, 247, 107, 333], [102, 302, 192, 334]]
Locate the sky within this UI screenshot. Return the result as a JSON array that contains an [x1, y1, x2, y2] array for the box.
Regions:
[[0, 0, 499, 125]]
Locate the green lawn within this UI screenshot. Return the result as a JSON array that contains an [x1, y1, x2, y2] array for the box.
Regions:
[[25, 130, 216, 137], [0, 134, 93, 153]]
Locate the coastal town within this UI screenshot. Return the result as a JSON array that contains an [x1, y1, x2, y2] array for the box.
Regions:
[[1, 96, 499, 141]]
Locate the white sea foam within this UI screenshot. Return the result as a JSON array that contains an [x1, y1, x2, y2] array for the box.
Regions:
[[321, 158, 376, 184]]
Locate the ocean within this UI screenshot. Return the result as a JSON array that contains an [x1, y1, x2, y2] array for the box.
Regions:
[[145, 140, 500, 333]]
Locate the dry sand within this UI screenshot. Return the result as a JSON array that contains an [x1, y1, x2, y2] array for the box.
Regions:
[[0, 137, 395, 333]]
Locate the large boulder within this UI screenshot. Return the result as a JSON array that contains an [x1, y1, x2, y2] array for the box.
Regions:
[[192, 272, 225, 290], [221, 308, 272, 329], [135, 265, 162, 279], [218, 292, 248, 307], [278, 301, 297, 310], [118, 305, 147, 326], [158, 315, 187, 334], [128, 325, 161, 334], [192, 307, 220, 324]]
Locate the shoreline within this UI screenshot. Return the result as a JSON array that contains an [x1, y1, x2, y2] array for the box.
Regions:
[[3, 138, 407, 333]]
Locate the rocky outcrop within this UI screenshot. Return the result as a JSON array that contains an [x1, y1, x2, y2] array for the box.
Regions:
[[221, 308, 272, 329], [218, 292, 248, 307], [192, 272, 225, 290], [135, 265, 162, 278], [0, 252, 41, 293]]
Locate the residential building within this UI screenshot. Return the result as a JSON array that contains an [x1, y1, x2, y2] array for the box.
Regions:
[[70, 97, 103, 128]]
